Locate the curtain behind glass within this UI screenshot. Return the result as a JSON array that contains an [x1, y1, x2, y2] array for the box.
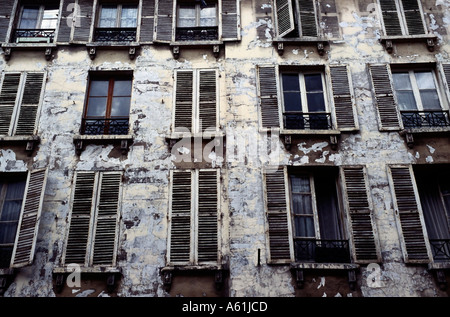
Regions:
[[0, 181, 26, 245]]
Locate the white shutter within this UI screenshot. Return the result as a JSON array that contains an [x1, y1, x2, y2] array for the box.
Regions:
[[275, 0, 295, 38], [0, 73, 21, 136], [257, 66, 281, 129]]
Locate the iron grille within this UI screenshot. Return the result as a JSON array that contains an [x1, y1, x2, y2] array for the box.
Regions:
[[14, 29, 55, 43], [294, 239, 351, 263], [283, 112, 332, 130], [81, 118, 129, 135], [429, 239, 450, 262], [401, 110, 450, 129], [94, 28, 137, 42], [175, 26, 219, 41]]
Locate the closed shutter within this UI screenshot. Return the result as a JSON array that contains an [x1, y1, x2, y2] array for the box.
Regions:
[[369, 64, 401, 131], [169, 171, 193, 264], [257, 66, 280, 129], [140, 0, 155, 43], [275, 0, 294, 38], [15, 73, 44, 136], [154, 0, 174, 43], [0, 73, 21, 136], [10, 168, 48, 268], [439, 63, 450, 104], [221, 0, 240, 41], [388, 165, 432, 263], [92, 172, 121, 266], [198, 70, 217, 133], [197, 170, 219, 263], [341, 166, 381, 263], [174, 70, 193, 133], [298, 0, 318, 37], [72, 0, 93, 42], [379, 0, 402, 36], [0, 0, 14, 43], [263, 168, 293, 263], [57, 0, 73, 43], [329, 65, 358, 131], [401, 0, 425, 35]]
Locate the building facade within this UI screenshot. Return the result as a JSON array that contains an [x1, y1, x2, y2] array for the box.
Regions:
[[0, 0, 449, 297]]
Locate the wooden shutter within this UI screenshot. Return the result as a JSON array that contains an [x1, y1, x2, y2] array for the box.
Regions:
[[369, 64, 401, 130], [0, 0, 14, 43], [401, 0, 425, 35], [221, 0, 240, 41], [298, 0, 318, 37], [0, 73, 21, 136], [197, 170, 219, 263], [169, 170, 193, 264], [198, 70, 217, 133], [341, 166, 381, 263], [140, 0, 156, 43], [329, 65, 358, 131], [92, 172, 121, 266], [72, 0, 93, 42], [155, 0, 174, 43], [64, 172, 96, 265], [263, 168, 293, 263], [10, 168, 48, 268], [257, 66, 280, 129], [440, 64, 450, 106], [388, 165, 432, 263], [174, 70, 193, 133], [15, 73, 44, 136], [379, 0, 402, 36], [57, 0, 73, 43], [275, 0, 294, 38]]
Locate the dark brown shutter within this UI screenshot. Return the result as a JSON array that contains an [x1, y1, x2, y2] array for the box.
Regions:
[[170, 171, 193, 263], [65, 172, 96, 265], [275, 0, 294, 38], [388, 166, 431, 263], [221, 0, 239, 41], [264, 168, 292, 263], [155, 0, 174, 43], [140, 0, 155, 43], [57, 0, 73, 43], [174, 70, 193, 133], [72, 0, 93, 42], [198, 70, 217, 133], [369, 64, 401, 130], [257, 66, 280, 129], [197, 170, 219, 263], [380, 0, 402, 36], [11, 168, 48, 268], [0, 73, 21, 135], [401, 0, 425, 35], [92, 172, 121, 266], [341, 166, 381, 263], [0, 0, 14, 43], [329, 65, 358, 131], [298, 0, 318, 37], [15, 73, 44, 136]]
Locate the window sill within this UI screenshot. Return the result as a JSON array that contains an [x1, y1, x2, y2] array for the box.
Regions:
[[86, 43, 140, 60], [73, 134, 134, 155], [428, 262, 450, 290], [380, 34, 437, 52], [0, 135, 40, 155], [273, 38, 328, 56], [167, 131, 225, 140], [169, 42, 223, 59], [2, 43, 56, 60], [280, 129, 340, 135]]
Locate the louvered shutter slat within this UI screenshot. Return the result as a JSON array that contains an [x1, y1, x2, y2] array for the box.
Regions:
[[275, 0, 294, 38], [298, 0, 318, 37], [72, 0, 93, 42], [222, 0, 239, 41], [174, 71, 193, 132], [380, 0, 402, 36], [155, 0, 174, 42], [57, 0, 72, 43], [0, 74, 21, 135], [0, 0, 14, 43], [199, 70, 217, 132], [258, 66, 280, 129], [141, 0, 155, 42], [401, 0, 424, 35], [15, 73, 44, 136], [330, 66, 357, 130]]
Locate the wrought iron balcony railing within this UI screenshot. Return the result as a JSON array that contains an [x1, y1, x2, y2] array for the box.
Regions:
[[175, 26, 219, 41], [14, 29, 55, 43], [94, 27, 137, 42], [81, 118, 129, 136], [283, 112, 332, 130], [294, 239, 351, 263], [429, 239, 450, 262], [401, 110, 450, 129]]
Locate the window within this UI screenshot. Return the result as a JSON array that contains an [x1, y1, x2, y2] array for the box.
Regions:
[[274, 0, 318, 39], [168, 169, 220, 265], [175, 1, 218, 41], [14, 4, 59, 43], [94, 3, 138, 42], [82, 74, 132, 135], [379, 0, 425, 36], [63, 171, 122, 267]]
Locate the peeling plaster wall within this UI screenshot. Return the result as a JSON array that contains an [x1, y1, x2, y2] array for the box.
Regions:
[[1, 0, 450, 297]]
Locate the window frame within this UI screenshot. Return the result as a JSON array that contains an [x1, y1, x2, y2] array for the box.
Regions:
[[96, 3, 139, 28], [176, 2, 218, 28], [18, 4, 59, 30], [378, 0, 427, 37]]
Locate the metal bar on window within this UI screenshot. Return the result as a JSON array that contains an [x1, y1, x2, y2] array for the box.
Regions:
[[283, 112, 332, 130], [400, 110, 450, 128]]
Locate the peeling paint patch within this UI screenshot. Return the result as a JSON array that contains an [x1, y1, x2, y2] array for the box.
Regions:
[[0, 149, 27, 172], [297, 142, 328, 154]]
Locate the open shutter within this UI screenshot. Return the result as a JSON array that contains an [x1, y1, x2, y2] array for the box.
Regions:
[[0, 73, 21, 136], [221, 0, 240, 41], [169, 170, 193, 264], [197, 170, 219, 263], [329, 65, 358, 131], [298, 0, 318, 37], [140, 0, 156, 43], [72, 0, 93, 42], [369, 64, 401, 131], [263, 167, 293, 263], [174, 70, 193, 133], [92, 172, 121, 266], [154, 0, 174, 43], [341, 166, 381, 263], [57, 0, 73, 43], [379, 0, 402, 36], [275, 0, 294, 38], [15, 73, 44, 136], [257, 66, 280, 129], [64, 172, 96, 265], [401, 0, 425, 35], [388, 165, 432, 263], [439, 63, 450, 105], [198, 70, 217, 133], [0, 0, 14, 43], [10, 168, 48, 268]]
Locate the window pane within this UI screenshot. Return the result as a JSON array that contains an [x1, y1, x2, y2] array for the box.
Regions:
[[292, 194, 313, 215], [199, 6, 217, 26], [120, 6, 138, 27], [304, 74, 323, 92], [19, 7, 39, 29], [282, 73, 300, 91], [393, 72, 413, 90], [294, 216, 315, 238], [0, 223, 19, 244], [283, 92, 302, 112], [306, 93, 326, 112], [41, 8, 59, 29], [111, 97, 131, 117], [86, 97, 107, 117], [420, 90, 441, 110], [396, 91, 417, 111], [89, 80, 109, 97], [178, 6, 196, 27], [99, 6, 117, 28], [291, 176, 310, 192], [4, 181, 26, 201], [113, 80, 132, 97], [415, 71, 436, 90]]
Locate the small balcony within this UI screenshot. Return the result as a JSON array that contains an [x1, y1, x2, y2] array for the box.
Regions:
[[430, 239, 450, 262], [175, 26, 218, 42], [13, 29, 55, 43], [294, 239, 351, 263], [81, 118, 129, 136], [93, 27, 137, 42], [401, 110, 450, 129], [283, 112, 333, 130]]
